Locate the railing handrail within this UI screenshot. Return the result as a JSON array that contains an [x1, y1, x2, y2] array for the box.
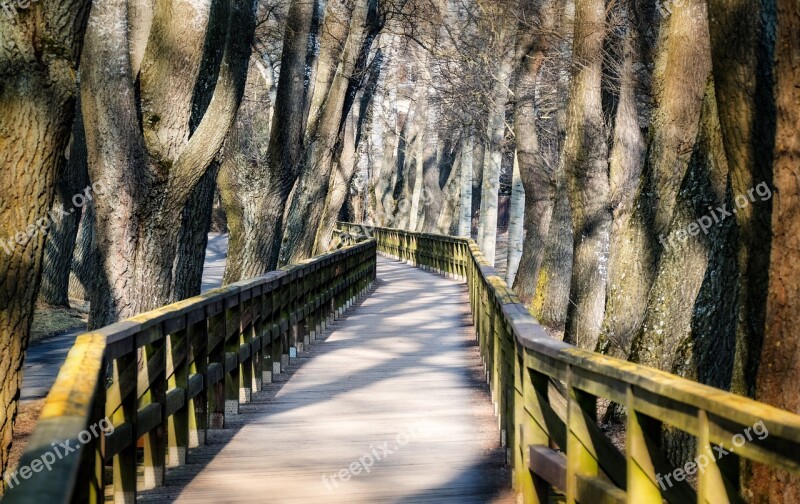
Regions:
[[4, 239, 377, 503], [338, 221, 800, 503]]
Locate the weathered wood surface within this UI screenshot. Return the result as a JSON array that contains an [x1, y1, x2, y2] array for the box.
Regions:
[[138, 257, 513, 503]]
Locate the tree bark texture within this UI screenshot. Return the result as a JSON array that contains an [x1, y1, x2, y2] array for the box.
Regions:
[[562, 0, 611, 349], [83, 0, 256, 327], [752, 0, 799, 501], [0, 0, 91, 478], [39, 99, 90, 307], [279, 0, 380, 264]]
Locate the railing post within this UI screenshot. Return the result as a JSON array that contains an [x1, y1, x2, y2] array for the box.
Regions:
[[626, 388, 663, 503], [224, 294, 241, 417], [252, 285, 264, 393], [75, 367, 105, 504], [207, 302, 226, 429], [240, 291, 254, 403], [521, 365, 552, 503], [697, 410, 739, 502], [167, 322, 189, 467], [142, 326, 167, 489], [278, 276, 291, 371], [187, 313, 208, 447], [566, 378, 599, 504], [109, 352, 137, 504]]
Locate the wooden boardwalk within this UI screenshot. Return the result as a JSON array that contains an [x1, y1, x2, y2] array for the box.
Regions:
[[138, 256, 514, 503]]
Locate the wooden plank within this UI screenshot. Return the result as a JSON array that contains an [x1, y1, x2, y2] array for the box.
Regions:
[[138, 257, 514, 503]]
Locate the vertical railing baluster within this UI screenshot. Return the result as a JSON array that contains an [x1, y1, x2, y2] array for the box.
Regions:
[[207, 303, 226, 428], [224, 294, 241, 418], [142, 326, 166, 489], [566, 376, 598, 504], [626, 389, 662, 503], [109, 351, 137, 504], [187, 311, 208, 448], [167, 321, 189, 468]]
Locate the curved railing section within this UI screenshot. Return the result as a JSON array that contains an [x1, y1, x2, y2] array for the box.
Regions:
[[338, 222, 800, 504], [4, 240, 377, 503]]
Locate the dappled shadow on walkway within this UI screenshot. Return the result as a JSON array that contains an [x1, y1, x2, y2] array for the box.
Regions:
[[138, 257, 514, 503]]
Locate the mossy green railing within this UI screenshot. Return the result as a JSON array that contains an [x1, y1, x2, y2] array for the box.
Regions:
[[338, 222, 800, 504], [3, 240, 376, 503]]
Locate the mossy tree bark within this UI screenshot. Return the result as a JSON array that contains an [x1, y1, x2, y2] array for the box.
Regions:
[[599, 0, 711, 356], [0, 0, 91, 479], [511, 0, 562, 307], [707, 0, 776, 399], [220, 0, 314, 283], [561, 0, 611, 349], [279, 0, 381, 264], [83, 0, 256, 327]]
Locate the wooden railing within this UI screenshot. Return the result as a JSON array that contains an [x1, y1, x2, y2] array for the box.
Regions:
[[4, 240, 377, 503], [338, 222, 800, 504]]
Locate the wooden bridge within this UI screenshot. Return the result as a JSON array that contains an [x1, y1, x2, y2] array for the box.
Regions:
[[6, 224, 800, 503]]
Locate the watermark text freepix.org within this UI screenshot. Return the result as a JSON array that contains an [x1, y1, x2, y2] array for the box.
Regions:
[[3, 417, 114, 489], [656, 419, 768, 490], [1, 181, 104, 256], [322, 424, 426, 491], [658, 181, 772, 251], [1, 0, 37, 19]]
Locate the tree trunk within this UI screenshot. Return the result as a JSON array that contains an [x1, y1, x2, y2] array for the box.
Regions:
[[530, 166, 574, 334], [69, 202, 96, 303], [561, 0, 611, 349], [39, 99, 90, 307], [471, 139, 486, 238], [477, 54, 512, 266], [173, 163, 220, 299], [316, 112, 360, 252], [506, 153, 525, 285], [707, 0, 776, 400], [437, 141, 462, 235], [0, 0, 91, 479], [83, 0, 255, 327], [457, 135, 474, 237], [279, 0, 380, 264], [220, 0, 314, 283], [510, 0, 561, 307], [752, 0, 799, 501], [315, 50, 383, 252]]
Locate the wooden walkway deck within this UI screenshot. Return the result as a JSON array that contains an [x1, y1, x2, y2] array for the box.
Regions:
[[138, 256, 514, 503]]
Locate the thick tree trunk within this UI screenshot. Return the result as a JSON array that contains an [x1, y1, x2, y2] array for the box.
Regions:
[[173, 163, 219, 299], [69, 202, 96, 303], [316, 52, 383, 251], [752, 0, 799, 501], [221, 0, 315, 283], [530, 167, 574, 334], [0, 0, 90, 478], [39, 100, 90, 307], [407, 93, 428, 231], [599, 0, 711, 356], [707, 0, 776, 400], [279, 0, 379, 264], [437, 141, 462, 235], [634, 79, 732, 383], [316, 112, 359, 252], [470, 139, 485, 238], [561, 0, 611, 349], [511, 0, 560, 306], [83, 0, 255, 327]]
